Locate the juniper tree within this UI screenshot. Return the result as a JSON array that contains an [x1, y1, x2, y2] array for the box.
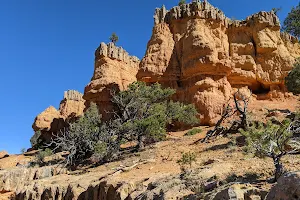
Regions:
[[30, 130, 43, 149], [240, 119, 300, 181], [50, 82, 199, 166], [109, 33, 119, 44], [286, 60, 300, 94], [178, 0, 186, 6], [283, 3, 300, 38], [111, 82, 199, 150], [50, 103, 118, 166]]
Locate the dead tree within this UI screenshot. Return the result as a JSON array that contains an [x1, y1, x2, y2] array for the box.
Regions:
[[199, 90, 251, 143]]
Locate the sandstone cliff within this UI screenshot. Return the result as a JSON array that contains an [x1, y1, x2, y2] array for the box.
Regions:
[[83, 42, 140, 120], [137, 1, 300, 125], [32, 90, 85, 144]]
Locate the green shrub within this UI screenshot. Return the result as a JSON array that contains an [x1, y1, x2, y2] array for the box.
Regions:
[[283, 3, 300, 38], [51, 82, 199, 167], [240, 119, 300, 181], [185, 128, 202, 136], [36, 148, 53, 165], [52, 103, 118, 166], [286, 60, 300, 94], [109, 33, 119, 44], [177, 152, 197, 169], [30, 130, 43, 149], [225, 173, 239, 183], [111, 82, 199, 150], [20, 148, 26, 154]]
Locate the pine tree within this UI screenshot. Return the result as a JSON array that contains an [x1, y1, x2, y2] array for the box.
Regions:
[[283, 3, 300, 38], [109, 33, 119, 44]]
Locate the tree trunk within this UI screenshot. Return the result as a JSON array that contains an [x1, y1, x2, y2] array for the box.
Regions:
[[273, 156, 284, 181], [137, 135, 145, 151]]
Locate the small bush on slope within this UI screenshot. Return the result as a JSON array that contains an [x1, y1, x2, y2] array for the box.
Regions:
[[35, 148, 53, 165], [185, 128, 202, 136], [177, 152, 197, 170]]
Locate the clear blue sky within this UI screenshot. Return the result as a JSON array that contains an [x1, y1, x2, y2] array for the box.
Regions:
[[0, 0, 298, 154]]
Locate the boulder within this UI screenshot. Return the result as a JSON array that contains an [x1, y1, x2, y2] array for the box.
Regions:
[[206, 183, 268, 200], [32, 90, 85, 144], [0, 151, 9, 159], [266, 171, 300, 200]]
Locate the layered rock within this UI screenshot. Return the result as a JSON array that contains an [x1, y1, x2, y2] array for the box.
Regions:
[[0, 166, 67, 194], [83, 42, 140, 120], [137, 1, 300, 125], [227, 11, 298, 92], [59, 90, 85, 118], [206, 183, 268, 200], [32, 106, 63, 134], [32, 90, 85, 144]]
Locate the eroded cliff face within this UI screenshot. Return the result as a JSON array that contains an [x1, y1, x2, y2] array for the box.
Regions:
[[33, 2, 300, 128], [83, 42, 140, 120], [137, 1, 300, 125], [32, 90, 85, 143]]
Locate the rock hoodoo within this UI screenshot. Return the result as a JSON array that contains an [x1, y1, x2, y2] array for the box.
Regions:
[[32, 90, 85, 143], [34, 1, 300, 128], [137, 1, 300, 125], [83, 42, 140, 120]]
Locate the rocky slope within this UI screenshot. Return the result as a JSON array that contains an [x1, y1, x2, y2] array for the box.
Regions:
[[22, 2, 300, 199], [32, 90, 85, 143], [2, 98, 300, 199], [137, 1, 300, 125]]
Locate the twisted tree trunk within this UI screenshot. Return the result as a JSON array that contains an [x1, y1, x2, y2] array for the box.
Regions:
[[273, 155, 285, 181]]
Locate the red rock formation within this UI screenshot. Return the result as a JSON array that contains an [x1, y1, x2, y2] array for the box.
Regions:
[[137, 2, 300, 125], [32, 90, 85, 143], [0, 151, 9, 160], [83, 42, 140, 120]]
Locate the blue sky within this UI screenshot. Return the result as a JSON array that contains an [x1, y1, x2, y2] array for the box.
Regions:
[[0, 0, 298, 154]]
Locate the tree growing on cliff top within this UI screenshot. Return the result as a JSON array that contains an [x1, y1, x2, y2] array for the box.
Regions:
[[286, 59, 300, 94], [109, 33, 119, 44], [271, 7, 282, 15], [283, 3, 300, 38], [178, 0, 186, 6]]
